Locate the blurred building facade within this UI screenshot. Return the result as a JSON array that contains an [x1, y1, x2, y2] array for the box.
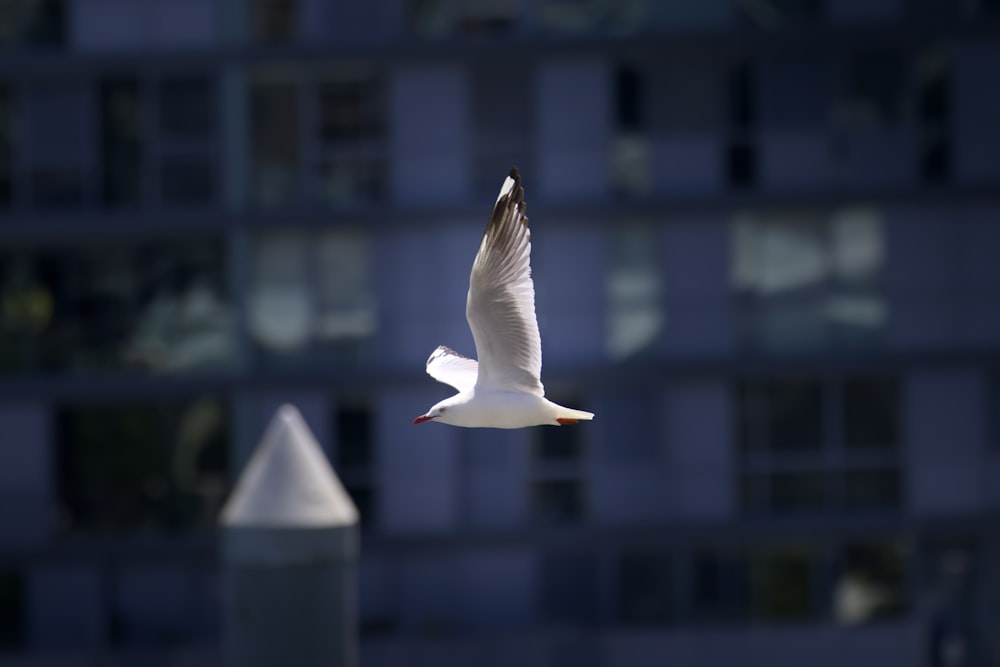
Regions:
[[1, 0, 1000, 665]]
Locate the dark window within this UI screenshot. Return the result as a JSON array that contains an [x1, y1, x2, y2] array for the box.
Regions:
[[919, 58, 950, 125], [100, 78, 143, 207], [834, 541, 907, 623], [739, 378, 901, 516], [845, 468, 900, 510], [729, 60, 755, 129], [407, 0, 521, 37], [334, 399, 375, 529], [160, 76, 215, 141], [845, 51, 906, 127], [737, 0, 822, 28], [908, 0, 962, 18], [0, 86, 12, 206], [727, 142, 755, 188], [335, 401, 373, 469], [920, 137, 949, 184], [0, 0, 65, 48], [0, 241, 234, 374], [318, 75, 383, 142], [250, 78, 299, 206], [57, 399, 229, 534], [0, 571, 22, 649], [314, 159, 384, 207], [615, 65, 644, 133], [768, 383, 824, 451], [27, 81, 88, 209], [250, 0, 299, 42], [770, 470, 828, 511], [845, 379, 899, 449], [532, 479, 584, 524], [748, 546, 814, 621], [160, 156, 215, 205], [991, 375, 1000, 449], [620, 552, 671, 625], [741, 382, 823, 452], [612, 64, 649, 199]]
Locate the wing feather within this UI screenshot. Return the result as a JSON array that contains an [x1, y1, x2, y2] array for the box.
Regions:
[[425, 345, 478, 392], [466, 168, 544, 396]]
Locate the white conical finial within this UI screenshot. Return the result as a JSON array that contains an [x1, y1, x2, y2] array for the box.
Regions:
[[221, 404, 358, 528]]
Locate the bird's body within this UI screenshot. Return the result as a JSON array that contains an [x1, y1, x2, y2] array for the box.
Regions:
[[413, 168, 595, 429], [427, 386, 595, 429]]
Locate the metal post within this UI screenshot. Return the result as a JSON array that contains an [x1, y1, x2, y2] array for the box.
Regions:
[[220, 404, 359, 667]]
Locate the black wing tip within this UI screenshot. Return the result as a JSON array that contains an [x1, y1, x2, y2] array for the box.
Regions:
[[501, 167, 526, 222]]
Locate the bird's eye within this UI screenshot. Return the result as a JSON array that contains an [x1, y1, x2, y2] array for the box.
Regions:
[[439, 407, 446, 414]]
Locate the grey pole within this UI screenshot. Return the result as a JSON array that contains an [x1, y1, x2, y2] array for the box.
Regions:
[[219, 404, 359, 667]]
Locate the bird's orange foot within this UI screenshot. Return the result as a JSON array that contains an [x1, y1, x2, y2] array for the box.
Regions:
[[556, 418, 578, 425]]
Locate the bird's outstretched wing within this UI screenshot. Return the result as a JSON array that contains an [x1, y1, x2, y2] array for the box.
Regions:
[[465, 168, 544, 396], [425, 345, 479, 392]]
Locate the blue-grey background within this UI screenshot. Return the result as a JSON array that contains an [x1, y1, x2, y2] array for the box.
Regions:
[[1, 0, 999, 665]]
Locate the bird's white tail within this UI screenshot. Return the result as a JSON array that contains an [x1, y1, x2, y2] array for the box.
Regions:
[[554, 406, 595, 424]]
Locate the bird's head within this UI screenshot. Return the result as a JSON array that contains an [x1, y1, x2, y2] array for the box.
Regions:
[[413, 398, 456, 425]]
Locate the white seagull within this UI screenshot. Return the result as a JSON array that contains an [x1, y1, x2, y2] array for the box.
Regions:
[[413, 168, 595, 429]]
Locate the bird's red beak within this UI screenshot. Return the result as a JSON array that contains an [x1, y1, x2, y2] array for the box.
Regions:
[[413, 415, 434, 424]]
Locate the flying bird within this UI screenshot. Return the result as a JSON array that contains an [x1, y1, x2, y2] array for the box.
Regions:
[[413, 168, 595, 429]]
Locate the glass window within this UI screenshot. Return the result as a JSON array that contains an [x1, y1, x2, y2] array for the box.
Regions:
[[0, 86, 11, 206], [334, 398, 376, 530], [841, 50, 906, 128], [0, 0, 65, 48], [406, 0, 522, 37], [318, 73, 383, 143], [250, 75, 299, 206], [160, 76, 215, 141], [539, 0, 646, 34], [248, 230, 377, 367], [738, 378, 901, 516], [736, 0, 822, 29], [727, 142, 755, 188], [160, 156, 215, 205], [769, 470, 828, 511], [314, 159, 383, 207], [612, 65, 650, 198], [0, 571, 22, 649], [336, 400, 373, 469], [692, 550, 748, 620], [732, 208, 886, 353], [56, 399, 230, 534], [620, 552, 672, 625], [100, 78, 143, 207], [250, 0, 299, 42], [0, 241, 235, 374], [313, 69, 387, 207], [916, 46, 952, 184], [739, 382, 823, 452], [748, 545, 815, 621], [833, 541, 908, 624], [26, 82, 87, 208], [845, 468, 900, 510], [845, 378, 899, 449], [607, 223, 662, 360]]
